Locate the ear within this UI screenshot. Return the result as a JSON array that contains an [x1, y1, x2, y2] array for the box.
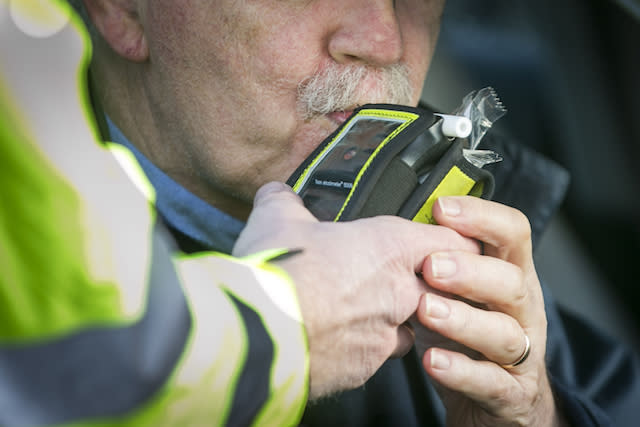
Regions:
[[82, 0, 149, 62]]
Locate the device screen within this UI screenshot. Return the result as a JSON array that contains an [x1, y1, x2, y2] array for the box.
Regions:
[[295, 115, 406, 220]]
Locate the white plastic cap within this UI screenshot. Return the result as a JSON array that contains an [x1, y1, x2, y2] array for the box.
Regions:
[[436, 114, 472, 139]]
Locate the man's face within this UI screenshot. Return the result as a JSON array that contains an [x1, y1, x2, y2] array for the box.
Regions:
[[137, 0, 445, 217]]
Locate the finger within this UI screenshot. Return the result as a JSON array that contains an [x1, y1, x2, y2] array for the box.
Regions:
[[384, 271, 434, 331], [251, 181, 317, 222], [424, 347, 518, 415], [416, 293, 528, 366], [390, 323, 415, 358], [432, 196, 533, 267], [353, 216, 482, 274], [422, 251, 529, 319], [234, 182, 317, 256]]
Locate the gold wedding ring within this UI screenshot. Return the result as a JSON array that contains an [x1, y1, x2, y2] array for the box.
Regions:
[[501, 334, 531, 369]]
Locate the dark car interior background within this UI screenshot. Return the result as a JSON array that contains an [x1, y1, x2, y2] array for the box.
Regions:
[[422, 0, 640, 351]]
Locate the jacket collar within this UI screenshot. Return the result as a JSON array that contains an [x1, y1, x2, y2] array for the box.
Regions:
[[105, 116, 245, 254]]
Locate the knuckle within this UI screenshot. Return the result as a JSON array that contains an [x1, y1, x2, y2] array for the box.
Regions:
[[505, 320, 525, 356], [439, 225, 468, 246], [365, 215, 406, 236], [445, 301, 474, 338], [512, 209, 532, 241], [456, 305, 473, 334], [389, 288, 408, 325], [486, 378, 512, 404], [502, 266, 528, 312], [512, 268, 528, 302], [364, 220, 407, 264]]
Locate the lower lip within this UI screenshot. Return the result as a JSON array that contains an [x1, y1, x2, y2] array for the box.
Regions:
[[327, 111, 354, 125]]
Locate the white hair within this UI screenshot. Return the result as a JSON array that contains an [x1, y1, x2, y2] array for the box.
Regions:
[[297, 63, 413, 119]]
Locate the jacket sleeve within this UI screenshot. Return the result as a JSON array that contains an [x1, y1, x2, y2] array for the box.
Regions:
[[543, 283, 640, 427], [0, 1, 308, 426]]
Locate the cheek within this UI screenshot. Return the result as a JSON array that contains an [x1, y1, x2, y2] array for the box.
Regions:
[[236, 24, 328, 149], [240, 1, 329, 88], [250, 22, 322, 95]]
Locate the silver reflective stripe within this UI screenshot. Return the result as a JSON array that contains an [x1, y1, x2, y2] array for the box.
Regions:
[[175, 254, 308, 425], [0, 223, 191, 427]]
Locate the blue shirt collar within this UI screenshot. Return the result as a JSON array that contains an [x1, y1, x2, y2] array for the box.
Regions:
[[106, 116, 245, 254]]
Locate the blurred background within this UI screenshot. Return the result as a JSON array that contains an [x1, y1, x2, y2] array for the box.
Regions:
[[422, 0, 640, 351]]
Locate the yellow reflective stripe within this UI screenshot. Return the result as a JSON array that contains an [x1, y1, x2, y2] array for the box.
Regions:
[[162, 255, 249, 426], [4, 1, 306, 424], [412, 166, 478, 225], [100, 143, 157, 317], [107, 143, 157, 205], [237, 251, 305, 324], [171, 253, 308, 426], [241, 247, 292, 264], [247, 262, 308, 426], [230, 254, 308, 426], [1, 0, 152, 338], [53, 252, 307, 427]]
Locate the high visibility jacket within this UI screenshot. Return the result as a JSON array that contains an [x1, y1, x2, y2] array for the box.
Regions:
[[0, 1, 308, 425]]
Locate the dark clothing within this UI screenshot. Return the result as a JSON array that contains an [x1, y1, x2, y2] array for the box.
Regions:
[[299, 136, 640, 427], [111, 121, 640, 426]]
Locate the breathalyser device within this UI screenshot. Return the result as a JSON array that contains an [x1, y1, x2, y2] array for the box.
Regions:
[[286, 87, 506, 223]]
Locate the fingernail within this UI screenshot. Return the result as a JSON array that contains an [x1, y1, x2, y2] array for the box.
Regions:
[[426, 294, 450, 319], [431, 253, 456, 278], [430, 349, 451, 370], [438, 197, 461, 217]]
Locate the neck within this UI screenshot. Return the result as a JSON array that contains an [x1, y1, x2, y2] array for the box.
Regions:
[[91, 42, 253, 222]]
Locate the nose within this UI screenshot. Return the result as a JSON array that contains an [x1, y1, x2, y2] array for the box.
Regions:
[[328, 1, 403, 67]]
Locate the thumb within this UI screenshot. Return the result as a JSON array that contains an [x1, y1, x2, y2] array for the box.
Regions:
[[250, 181, 315, 222], [234, 182, 314, 257], [253, 181, 303, 208]]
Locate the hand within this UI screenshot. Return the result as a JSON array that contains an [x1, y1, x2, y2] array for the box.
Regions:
[[412, 196, 566, 426], [233, 182, 480, 400]]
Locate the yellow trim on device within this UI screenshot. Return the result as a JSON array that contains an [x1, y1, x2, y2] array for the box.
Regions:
[[411, 166, 480, 225]]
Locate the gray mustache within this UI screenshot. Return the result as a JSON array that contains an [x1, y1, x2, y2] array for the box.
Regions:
[[297, 63, 414, 119]]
